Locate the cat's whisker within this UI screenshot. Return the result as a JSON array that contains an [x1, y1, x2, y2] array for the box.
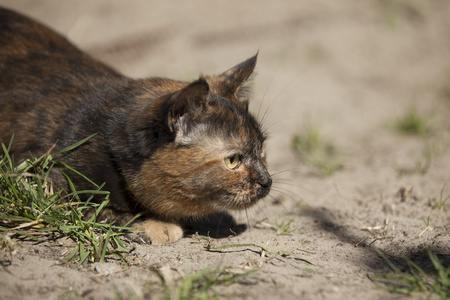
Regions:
[[270, 167, 306, 177], [259, 74, 300, 127], [269, 167, 322, 197], [255, 197, 270, 215], [273, 178, 309, 190], [281, 180, 321, 197], [263, 115, 300, 132], [256, 64, 279, 121], [273, 180, 319, 202], [265, 193, 292, 215], [247, 200, 267, 226], [269, 187, 300, 206], [273, 172, 317, 194], [244, 206, 252, 231], [262, 118, 290, 132]]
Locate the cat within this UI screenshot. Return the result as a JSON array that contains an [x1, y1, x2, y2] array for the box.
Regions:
[[0, 8, 272, 245]]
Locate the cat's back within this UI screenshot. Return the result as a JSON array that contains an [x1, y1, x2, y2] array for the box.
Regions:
[[0, 7, 73, 57], [0, 8, 128, 156], [0, 7, 125, 92], [0, 8, 117, 74]]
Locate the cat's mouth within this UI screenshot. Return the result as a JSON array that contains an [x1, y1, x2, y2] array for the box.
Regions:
[[225, 177, 272, 211]]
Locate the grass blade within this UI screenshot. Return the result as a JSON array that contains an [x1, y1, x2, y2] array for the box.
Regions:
[[53, 134, 97, 155]]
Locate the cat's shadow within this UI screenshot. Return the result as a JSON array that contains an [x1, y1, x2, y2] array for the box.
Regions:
[[181, 212, 247, 239]]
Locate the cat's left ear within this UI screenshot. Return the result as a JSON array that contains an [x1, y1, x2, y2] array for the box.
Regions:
[[214, 53, 257, 104], [167, 79, 210, 133]]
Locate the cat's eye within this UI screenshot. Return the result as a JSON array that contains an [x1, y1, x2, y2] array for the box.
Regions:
[[224, 154, 240, 170]]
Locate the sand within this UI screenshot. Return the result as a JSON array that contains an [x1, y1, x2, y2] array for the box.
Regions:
[[1, 1, 449, 299]]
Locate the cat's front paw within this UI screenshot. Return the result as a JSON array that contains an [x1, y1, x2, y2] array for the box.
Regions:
[[131, 220, 183, 245]]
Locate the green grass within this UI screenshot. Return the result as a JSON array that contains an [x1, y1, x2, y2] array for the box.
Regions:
[[395, 109, 431, 136], [155, 265, 255, 300], [371, 248, 450, 299], [0, 135, 136, 265], [419, 216, 432, 237], [275, 216, 298, 235], [428, 184, 450, 211], [155, 236, 315, 299], [292, 126, 342, 176], [393, 109, 434, 177]]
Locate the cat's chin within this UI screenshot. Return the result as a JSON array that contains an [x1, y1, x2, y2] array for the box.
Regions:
[[218, 194, 263, 211], [145, 194, 263, 218]]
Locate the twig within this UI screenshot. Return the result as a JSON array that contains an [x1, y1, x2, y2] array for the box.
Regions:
[[206, 243, 271, 255], [11, 219, 44, 230]]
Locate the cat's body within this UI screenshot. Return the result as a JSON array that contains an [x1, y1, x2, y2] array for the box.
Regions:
[[0, 8, 271, 244]]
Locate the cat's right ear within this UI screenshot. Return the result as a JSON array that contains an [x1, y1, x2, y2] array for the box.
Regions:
[[218, 54, 257, 96], [168, 79, 210, 133]]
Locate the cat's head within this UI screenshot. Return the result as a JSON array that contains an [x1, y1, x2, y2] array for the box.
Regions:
[[128, 55, 271, 218]]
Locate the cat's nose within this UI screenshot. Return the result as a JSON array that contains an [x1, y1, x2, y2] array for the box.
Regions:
[[257, 173, 272, 190]]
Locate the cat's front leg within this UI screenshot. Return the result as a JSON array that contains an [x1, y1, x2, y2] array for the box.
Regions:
[[132, 219, 183, 245]]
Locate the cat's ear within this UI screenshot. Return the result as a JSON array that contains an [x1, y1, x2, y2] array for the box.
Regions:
[[216, 53, 257, 99], [168, 79, 210, 133]]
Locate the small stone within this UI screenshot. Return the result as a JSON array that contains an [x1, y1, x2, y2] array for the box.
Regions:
[[92, 262, 123, 275]]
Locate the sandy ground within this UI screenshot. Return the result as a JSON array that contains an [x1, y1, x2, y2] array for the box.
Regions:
[[1, 1, 450, 299]]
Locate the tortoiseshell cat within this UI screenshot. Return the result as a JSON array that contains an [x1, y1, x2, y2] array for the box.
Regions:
[[0, 8, 271, 245]]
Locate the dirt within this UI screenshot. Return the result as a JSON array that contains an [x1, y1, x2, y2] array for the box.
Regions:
[[1, 1, 450, 299]]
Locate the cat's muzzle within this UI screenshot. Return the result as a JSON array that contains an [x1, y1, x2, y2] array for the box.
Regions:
[[256, 173, 272, 199]]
